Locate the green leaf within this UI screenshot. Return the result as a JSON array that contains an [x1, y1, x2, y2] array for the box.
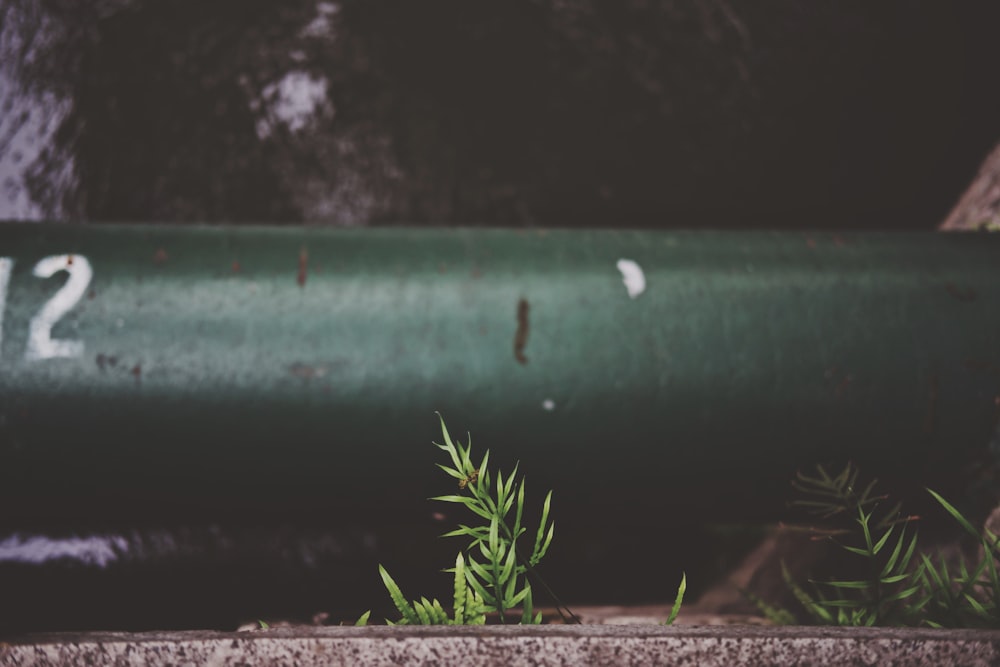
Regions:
[[514, 481, 526, 538], [436, 413, 463, 471], [499, 547, 518, 594], [436, 463, 465, 480], [467, 588, 488, 624], [413, 599, 432, 625], [495, 469, 506, 513], [465, 568, 497, 606], [508, 584, 531, 609], [664, 572, 686, 625], [964, 593, 992, 618], [882, 585, 921, 603], [898, 532, 920, 575], [355, 610, 371, 626], [469, 557, 492, 582], [927, 488, 979, 538], [489, 516, 500, 558], [432, 495, 494, 521], [520, 584, 535, 625], [431, 494, 476, 505], [380, 565, 419, 625], [821, 579, 872, 590], [871, 524, 894, 556], [478, 450, 491, 482], [441, 525, 488, 540], [453, 553, 467, 624], [919, 553, 945, 590], [420, 597, 447, 625], [840, 545, 873, 558], [858, 507, 875, 553], [502, 464, 519, 518], [983, 544, 1000, 600], [533, 491, 552, 556], [536, 523, 555, 563]]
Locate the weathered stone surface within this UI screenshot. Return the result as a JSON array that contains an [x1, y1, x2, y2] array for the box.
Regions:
[[3, 625, 1000, 667]]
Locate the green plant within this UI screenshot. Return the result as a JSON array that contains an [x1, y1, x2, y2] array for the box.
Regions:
[[777, 463, 926, 626], [663, 572, 687, 625], [372, 553, 488, 625], [358, 415, 686, 626], [366, 415, 576, 625], [918, 489, 1000, 628], [752, 462, 1000, 629]]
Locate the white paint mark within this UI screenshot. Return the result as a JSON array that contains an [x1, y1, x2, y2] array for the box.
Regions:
[[25, 254, 91, 360], [616, 258, 646, 299], [542, 399, 555, 411], [0, 533, 126, 568], [255, 71, 332, 139], [301, 1, 340, 38], [0, 257, 13, 353]]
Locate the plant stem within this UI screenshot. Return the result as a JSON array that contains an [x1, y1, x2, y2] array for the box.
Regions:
[[498, 519, 581, 624]]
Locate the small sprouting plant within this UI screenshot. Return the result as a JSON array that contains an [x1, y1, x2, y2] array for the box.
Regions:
[[918, 490, 1000, 628], [779, 463, 925, 626], [663, 572, 686, 626], [362, 415, 578, 625], [754, 462, 1000, 629], [375, 553, 489, 625]]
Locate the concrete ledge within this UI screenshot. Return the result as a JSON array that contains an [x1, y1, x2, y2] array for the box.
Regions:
[[4, 625, 1000, 666]]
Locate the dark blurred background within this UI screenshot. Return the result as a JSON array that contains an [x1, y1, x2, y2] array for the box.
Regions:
[[2, 0, 1000, 228], [2, 0, 1000, 634]]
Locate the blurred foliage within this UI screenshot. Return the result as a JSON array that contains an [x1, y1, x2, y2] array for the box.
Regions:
[[3, 0, 1000, 226]]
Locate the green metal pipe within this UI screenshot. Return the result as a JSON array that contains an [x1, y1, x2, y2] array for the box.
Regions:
[[0, 225, 998, 515]]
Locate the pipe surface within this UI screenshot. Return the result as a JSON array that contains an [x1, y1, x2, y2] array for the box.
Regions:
[[0, 225, 997, 517]]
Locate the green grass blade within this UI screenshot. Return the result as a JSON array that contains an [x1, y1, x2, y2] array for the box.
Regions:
[[664, 572, 686, 625], [841, 545, 872, 557], [927, 488, 979, 538], [882, 584, 921, 603], [871, 524, 894, 556], [880, 527, 907, 578], [355, 610, 371, 626], [821, 579, 871, 590], [533, 491, 552, 558]]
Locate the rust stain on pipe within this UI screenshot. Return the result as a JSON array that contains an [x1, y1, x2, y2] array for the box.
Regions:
[[514, 298, 529, 365]]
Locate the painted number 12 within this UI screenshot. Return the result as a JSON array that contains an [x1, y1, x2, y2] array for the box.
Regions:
[[0, 254, 92, 361]]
